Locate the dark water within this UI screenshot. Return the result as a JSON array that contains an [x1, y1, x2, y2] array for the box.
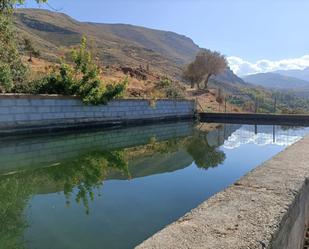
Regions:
[[1, 122, 309, 249]]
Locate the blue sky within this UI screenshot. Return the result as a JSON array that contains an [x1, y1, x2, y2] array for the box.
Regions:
[[22, 0, 309, 75]]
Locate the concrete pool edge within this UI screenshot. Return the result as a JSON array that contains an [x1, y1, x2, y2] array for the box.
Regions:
[[136, 136, 309, 249]]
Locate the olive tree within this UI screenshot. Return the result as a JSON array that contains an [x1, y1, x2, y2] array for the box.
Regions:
[[183, 49, 227, 90], [182, 61, 204, 89]]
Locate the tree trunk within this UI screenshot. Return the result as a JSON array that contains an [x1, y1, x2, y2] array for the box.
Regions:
[[203, 74, 212, 89], [28, 52, 33, 62], [190, 81, 195, 89], [197, 81, 201, 89]]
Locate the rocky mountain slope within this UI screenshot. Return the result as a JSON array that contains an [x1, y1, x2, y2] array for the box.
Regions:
[[14, 8, 245, 86], [14, 9, 200, 79]]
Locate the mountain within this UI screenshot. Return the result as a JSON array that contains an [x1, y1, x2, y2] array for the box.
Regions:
[[273, 68, 309, 82], [14, 8, 200, 78], [12, 9, 308, 112], [215, 67, 247, 86], [243, 72, 309, 90], [14, 8, 246, 87]]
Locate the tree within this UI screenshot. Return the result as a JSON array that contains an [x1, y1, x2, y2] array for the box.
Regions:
[[23, 38, 40, 62], [183, 49, 227, 90], [0, 0, 47, 14], [183, 61, 204, 89], [0, 0, 47, 91], [0, 14, 26, 92]]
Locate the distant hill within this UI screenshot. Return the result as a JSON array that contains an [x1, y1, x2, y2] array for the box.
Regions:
[[243, 72, 309, 90], [215, 67, 247, 86], [14, 8, 246, 87], [14, 8, 200, 79], [273, 68, 309, 82]]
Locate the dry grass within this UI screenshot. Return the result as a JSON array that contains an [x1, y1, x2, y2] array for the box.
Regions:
[[186, 88, 244, 113], [24, 57, 245, 113]]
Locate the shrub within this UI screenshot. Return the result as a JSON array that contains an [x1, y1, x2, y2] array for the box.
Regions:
[[165, 84, 185, 99], [156, 78, 171, 88], [0, 62, 13, 92], [155, 77, 185, 99], [18, 37, 127, 105]]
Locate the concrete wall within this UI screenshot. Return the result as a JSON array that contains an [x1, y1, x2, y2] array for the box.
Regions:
[[137, 136, 309, 249], [0, 95, 195, 134], [200, 112, 309, 126]]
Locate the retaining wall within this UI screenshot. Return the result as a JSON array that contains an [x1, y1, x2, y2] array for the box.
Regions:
[[0, 95, 195, 134], [137, 135, 309, 249]]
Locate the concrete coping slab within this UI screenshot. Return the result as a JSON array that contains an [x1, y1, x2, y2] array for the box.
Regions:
[[0, 94, 195, 103], [136, 136, 309, 249]]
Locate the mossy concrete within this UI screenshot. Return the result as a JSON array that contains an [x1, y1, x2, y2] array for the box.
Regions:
[[137, 136, 309, 249]]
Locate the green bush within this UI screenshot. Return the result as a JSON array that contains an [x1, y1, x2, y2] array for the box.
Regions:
[[0, 62, 13, 92], [156, 78, 171, 88], [155, 77, 185, 99], [17, 37, 127, 105], [165, 84, 185, 99]]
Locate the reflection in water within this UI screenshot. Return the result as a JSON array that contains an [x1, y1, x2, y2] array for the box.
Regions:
[[0, 150, 130, 248], [0, 174, 31, 249], [223, 125, 309, 149], [0, 122, 226, 249], [0, 122, 308, 249], [186, 134, 225, 169], [50, 150, 130, 214]]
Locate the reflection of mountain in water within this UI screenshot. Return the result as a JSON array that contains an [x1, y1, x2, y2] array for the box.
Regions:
[[1, 122, 308, 249], [0, 122, 235, 249], [223, 125, 309, 149], [8, 122, 308, 249]]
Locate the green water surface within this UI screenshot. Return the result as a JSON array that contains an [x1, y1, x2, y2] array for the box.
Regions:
[[0, 122, 308, 249]]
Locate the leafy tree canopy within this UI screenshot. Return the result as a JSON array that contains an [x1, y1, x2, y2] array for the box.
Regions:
[[0, 14, 26, 92], [183, 49, 227, 90], [0, 0, 47, 13]]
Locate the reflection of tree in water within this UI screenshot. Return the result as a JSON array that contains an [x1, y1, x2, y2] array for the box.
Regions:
[[0, 149, 129, 248], [0, 174, 34, 249], [186, 134, 226, 169], [44, 150, 129, 214], [0, 128, 226, 248], [128, 133, 226, 170]]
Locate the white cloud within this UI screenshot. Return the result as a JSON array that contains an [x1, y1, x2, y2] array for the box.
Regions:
[[227, 55, 309, 76]]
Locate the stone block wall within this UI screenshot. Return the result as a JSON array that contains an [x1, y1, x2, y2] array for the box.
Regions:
[[0, 95, 195, 132]]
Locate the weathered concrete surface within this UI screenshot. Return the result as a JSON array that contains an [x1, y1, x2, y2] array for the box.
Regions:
[[0, 95, 196, 134], [136, 136, 309, 249]]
